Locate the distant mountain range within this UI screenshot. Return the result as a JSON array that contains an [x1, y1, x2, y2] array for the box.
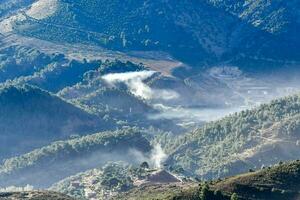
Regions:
[[1, 0, 299, 66]]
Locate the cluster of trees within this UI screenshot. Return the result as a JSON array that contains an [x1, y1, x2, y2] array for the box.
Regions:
[[166, 94, 300, 179], [0, 127, 151, 187], [12, 0, 206, 59], [51, 161, 155, 200], [0, 84, 105, 160], [0, 46, 55, 83], [0, 45, 102, 93], [0, 0, 33, 18], [199, 183, 238, 200]]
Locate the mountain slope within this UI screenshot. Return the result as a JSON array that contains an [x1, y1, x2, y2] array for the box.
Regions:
[[118, 160, 300, 200], [0, 84, 107, 160], [165, 93, 300, 179], [210, 160, 300, 200], [0, 191, 75, 200], [0, 128, 151, 188], [0, 45, 101, 93], [2, 0, 299, 64]]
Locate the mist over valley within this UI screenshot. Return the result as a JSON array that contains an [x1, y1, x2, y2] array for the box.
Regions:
[[0, 0, 300, 199]]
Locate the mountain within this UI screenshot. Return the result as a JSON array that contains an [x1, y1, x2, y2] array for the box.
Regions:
[[209, 160, 300, 200], [116, 160, 300, 200], [50, 162, 184, 200], [58, 60, 185, 133], [0, 128, 151, 188], [1, 0, 299, 132], [164, 93, 300, 179], [0, 45, 101, 92], [0, 84, 107, 160], [1, 0, 299, 65], [0, 0, 34, 18], [0, 191, 75, 200], [115, 183, 198, 200], [50, 162, 137, 200], [0, 1, 299, 198]]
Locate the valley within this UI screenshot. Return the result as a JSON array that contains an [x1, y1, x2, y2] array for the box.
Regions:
[[0, 0, 299, 199]]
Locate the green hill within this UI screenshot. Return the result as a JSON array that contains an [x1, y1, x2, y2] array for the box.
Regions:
[[118, 160, 300, 200], [58, 60, 183, 133], [0, 191, 75, 200], [164, 93, 300, 179], [114, 182, 199, 200], [0, 84, 107, 160], [0, 45, 100, 92], [0, 128, 151, 188], [209, 160, 300, 200], [5, 0, 299, 64]]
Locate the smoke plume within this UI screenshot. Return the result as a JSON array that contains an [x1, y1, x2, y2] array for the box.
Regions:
[[102, 71, 179, 100], [150, 144, 167, 169]]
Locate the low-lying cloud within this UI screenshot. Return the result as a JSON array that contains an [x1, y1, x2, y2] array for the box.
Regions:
[[102, 71, 179, 100], [149, 104, 244, 124]]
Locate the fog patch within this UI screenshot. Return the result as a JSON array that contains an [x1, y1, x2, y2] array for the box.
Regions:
[[0, 185, 34, 192], [149, 104, 244, 124], [0, 148, 154, 188], [102, 71, 179, 100]]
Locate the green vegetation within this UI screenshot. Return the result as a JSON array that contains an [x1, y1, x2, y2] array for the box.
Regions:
[[199, 183, 210, 200], [209, 160, 300, 200], [230, 193, 238, 200], [51, 162, 148, 200], [8, 0, 299, 64], [0, 45, 101, 92], [0, 128, 151, 187], [0, 191, 75, 200], [208, 0, 297, 34], [0, 46, 57, 83], [166, 93, 300, 179], [0, 84, 106, 160], [13, 0, 222, 62], [0, 0, 33, 18], [0, 127, 151, 188], [119, 160, 300, 200], [58, 60, 179, 133], [114, 183, 199, 200]]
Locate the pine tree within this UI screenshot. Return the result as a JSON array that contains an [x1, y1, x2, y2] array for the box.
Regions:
[[199, 183, 210, 200], [231, 193, 238, 200]]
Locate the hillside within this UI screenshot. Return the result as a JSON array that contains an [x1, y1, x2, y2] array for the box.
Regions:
[[210, 160, 300, 200], [58, 60, 185, 133], [51, 162, 184, 200], [50, 162, 138, 200], [0, 191, 75, 200], [1, 0, 299, 64], [0, 45, 101, 92], [0, 84, 108, 160], [0, 1, 299, 198], [118, 160, 300, 200], [0, 128, 151, 188], [115, 183, 199, 200], [164, 93, 300, 179]]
